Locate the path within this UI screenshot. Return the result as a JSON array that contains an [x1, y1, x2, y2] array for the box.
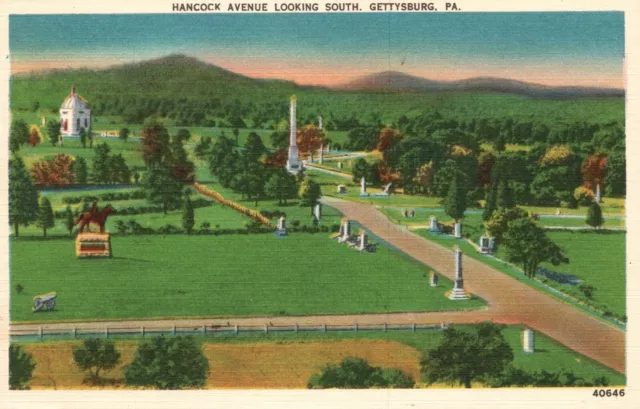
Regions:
[[304, 162, 352, 179], [321, 197, 626, 374]]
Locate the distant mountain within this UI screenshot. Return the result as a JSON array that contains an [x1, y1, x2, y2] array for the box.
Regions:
[[340, 71, 624, 99]]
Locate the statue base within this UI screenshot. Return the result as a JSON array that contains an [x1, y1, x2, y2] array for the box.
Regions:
[[76, 233, 112, 258]]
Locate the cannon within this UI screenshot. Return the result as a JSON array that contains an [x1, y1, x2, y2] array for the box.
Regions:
[[33, 292, 57, 312]]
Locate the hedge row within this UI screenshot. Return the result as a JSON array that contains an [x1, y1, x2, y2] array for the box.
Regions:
[[62, 190, 146, 204], [194, 183, 273, 227], [54, 198, 212, 219]]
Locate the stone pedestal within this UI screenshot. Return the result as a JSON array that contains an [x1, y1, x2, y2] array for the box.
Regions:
[[76, 233, 112, 258], [360, 177, 369, 197], [522, 328, 535, 354], [448, 247, 469, 300], [429, 216, 439, 232], [314, 204, 322, 221], [454, 222, 462, 238], [338, 219, 351, 242], [276, 216, 287, 236]]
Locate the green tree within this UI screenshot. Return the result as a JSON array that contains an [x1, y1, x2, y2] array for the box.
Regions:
[[243, 132, 266, 165], [143, 166, 183, 214], [46, 119, 61, 146], [308, 357, 414, 389], [483, 180, 499, 221], [10, 118, 30, 153], [91, 143, 112, 183], [88, 130, 94, 148], [74, 156, 88, 184], [502, 217, 569, 278], [176, 128, 191, 142], [604, 150, 625, 197], [494, 135, 506, 151], [140, 122, 171, 167], [119, 127, 130, 142], [65, 205, 75, 236], [351, 158, 370, 184], [9, 344, 36, 390], [124, 336, 209, 389], [270, 131, 289, 150], [265, 168, 298, 205], [485, 207, 529, 242], [36, 197, 55, 237], [73, 338, 121, 384], [108, 153, 131, 184], [420, 322, 514, 388], [299, 178, 322, 215], [444, 170, 467, 222], [496, 180, 515, 209], [232, 127, 240, 145], [208, 135, 237, 187], [586, 202, 604, 229], [79, 128, 88, 148], [182, 193, 195, 234], [9, 156, 39, 237]]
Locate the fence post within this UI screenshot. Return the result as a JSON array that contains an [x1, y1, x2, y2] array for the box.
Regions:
[[141, 327, 145, 337], [323, 324, 327, 333], [412, 323, 416, 332], [172, 325, 176, 336], [105, 327, 109, 338], [384, 323, 387, 332], [355, 322, 358, 332], [202, 325, 206, 336], [295, 323, 299, 333], [73, 327, 77, 339], [39, 326, 43, 340], [264, 324, 268, 334], [235, 325, 239, 335]]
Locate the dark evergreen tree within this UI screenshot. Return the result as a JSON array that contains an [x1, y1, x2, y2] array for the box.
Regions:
[[46, 119, 61, 146], [36, 197, 55, 237], [444, 170, 467, 222], [9, 156, 39, 237], [9, 344, 36, 390], [91, 143, 111, 183], [74, 156, 88, 184], [182, 193, 195, 234], [10, 119, 29, 153], [586, 202, 604, 229], [497, 180, 516, 209]]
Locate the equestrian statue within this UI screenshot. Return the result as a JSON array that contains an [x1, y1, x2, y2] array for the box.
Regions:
[[73, 202, 117, 233]]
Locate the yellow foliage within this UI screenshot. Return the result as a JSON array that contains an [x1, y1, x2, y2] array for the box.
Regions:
[[451, 145, 473, 157], [541, 145, 573, 166]]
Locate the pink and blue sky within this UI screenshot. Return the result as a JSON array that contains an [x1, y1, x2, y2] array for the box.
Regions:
[[9, 12, 624, 88]]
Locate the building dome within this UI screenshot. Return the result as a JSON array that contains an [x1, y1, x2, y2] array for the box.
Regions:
[[61, 85, 90, 110]]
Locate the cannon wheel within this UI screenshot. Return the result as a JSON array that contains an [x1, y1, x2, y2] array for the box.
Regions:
[[45, 299, 55, 311], [33, 298, 43, 312]]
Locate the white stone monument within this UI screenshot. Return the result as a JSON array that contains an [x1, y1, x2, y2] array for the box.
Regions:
[[41, 116, 46, 126], [522, 328, 535, 354], [338, 219, 351, 243], [360, 177, 369, 197], [454, 222, 462, 238], [60, 85, 91, 137], [479, 234, 495, 254], [318, 114, 323, 131], [276, 216, 287, 236], [286, 95, 303, 174], [338, 162, 343, 170], [319, 144, 324, 164], [314, 203, 322, 221], [429, 271, 439, 287], [429, 216, 439, 232], [448, 247, 469, 300], [358, 231, 368, 251], [595, 183, 601, 204]]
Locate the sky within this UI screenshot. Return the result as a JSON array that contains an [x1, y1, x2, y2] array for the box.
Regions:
[[9, 12, 625, 88]]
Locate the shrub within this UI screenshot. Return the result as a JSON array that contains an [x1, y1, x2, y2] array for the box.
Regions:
[[573, 186, 595, 206], [308, 357, 414, 389], [72, 338, 121, 384], [9, 344, 36, 390], [124, 336, 208, 389]]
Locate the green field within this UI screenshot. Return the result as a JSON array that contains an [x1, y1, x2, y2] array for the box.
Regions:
[[415, 229, 626, 320], [10, 233, 485, 322]]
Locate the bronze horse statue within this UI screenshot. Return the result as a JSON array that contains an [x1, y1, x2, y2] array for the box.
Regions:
[[74, 204, 117, 233]]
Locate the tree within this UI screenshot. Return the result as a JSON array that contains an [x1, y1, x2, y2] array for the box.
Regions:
[[586, 202, 604, 229], [88, 130, 94, 148], [232, 127, 240, 145], [308, 357, 414, 389], [265, 168, 298, 205], [352, 157, 370, 184], [10, 119, 30, 153], [36, 197, 55, 237], [140, 122, 171, 167], [73, 338, 121, 384], [502, 217, 569, 278], [243, 132, 266, 165], [270, 131, 289, 150], [297, 124, 324, 155], [420, 322, 514, 388], [28, 127, 40, 147], [604, 150, 625, 197], [65, 205, 75, 235], [119, 127, 130, 142], [299, 178, 322, 215], [485, 207, 529, 242], [496, 181, 515, 209], [413, 162, 435, 196], [74, 156, 88, 184], [182, 193, 195, 234], [46, 119, 61, 146], [79, 128, 88, 148], [30, 153, 76, 185], [444, 170, 467, 222], [194, 136, 212, 158], [91, 143, 112, 183], [581, 152, 607, 191], [9, 344, 36, 390], [483, 180, 499, 221], [176, 128, 191, 142], [143, 165, 183, 214], [494, 135, 506, 151], [9, 156, 39, 237], [376, 127, 403, 152], [124, 336, 209, 389]]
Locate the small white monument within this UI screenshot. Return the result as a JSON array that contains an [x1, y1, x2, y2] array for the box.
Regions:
[[41, 116, 46, 126], [286, 95, 303, 174], [479, 234, 496, 254], [454, 222, 462, 238], [338, 162, 343, 170], [448, 247, 470, 300], [314, 203, 322, 221], [338, 219, 351, 243], [374, 183, 392, 197], [319, 144, 324, 164], [522, 327, 535, 354], [429, 271, 439, 287], [276, 216, 287, 237], [595, 183, 601, 204], [358, 231, 368, 251], [360, 177, 369, 197], [429, 216, 440, 232], [318, 114, 323, 131]]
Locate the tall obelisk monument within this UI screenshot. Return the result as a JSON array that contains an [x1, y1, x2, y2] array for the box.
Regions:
[[286, 95, 302, 174]]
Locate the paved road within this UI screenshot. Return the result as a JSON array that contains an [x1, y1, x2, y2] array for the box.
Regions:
[[9, 198, 625, 374], [322, 197, 625, 374]]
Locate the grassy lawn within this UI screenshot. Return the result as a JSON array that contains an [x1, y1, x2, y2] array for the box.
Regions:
[[415, 229, 626, 321], [10, 233, 485, 322], [15, 324, 624, 388]]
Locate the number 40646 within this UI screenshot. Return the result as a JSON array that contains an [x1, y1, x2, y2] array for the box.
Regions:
[[593, 389, 625, 397]]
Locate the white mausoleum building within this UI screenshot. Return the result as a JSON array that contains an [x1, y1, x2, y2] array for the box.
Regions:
[[60, 85, 91, 137]]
